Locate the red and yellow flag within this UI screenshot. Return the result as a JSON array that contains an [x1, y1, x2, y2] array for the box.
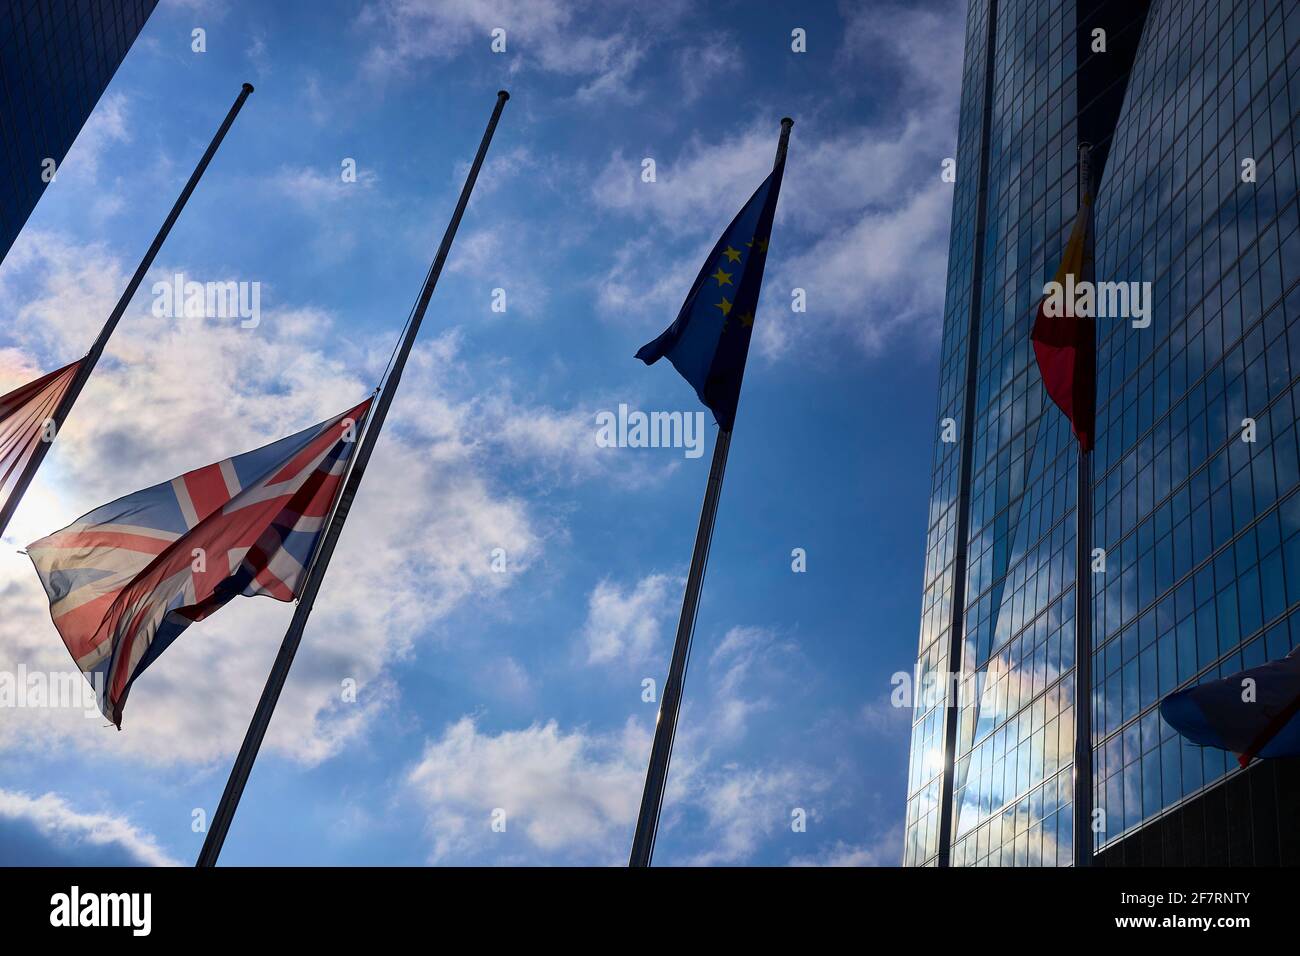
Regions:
[[1031, 193, 1096, 451]]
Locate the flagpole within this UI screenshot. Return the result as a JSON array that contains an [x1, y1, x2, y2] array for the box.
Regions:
[[0, 83, 255, 540], [196, 90, 510, 868], [1073, 142, 1094, 868], [628, 117, 793, 869]]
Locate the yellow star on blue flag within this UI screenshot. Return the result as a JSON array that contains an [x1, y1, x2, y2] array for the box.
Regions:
[[635, 160, 786, 430]]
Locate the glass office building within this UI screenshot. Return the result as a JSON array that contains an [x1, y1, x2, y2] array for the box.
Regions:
[[904, 0, 1300, 866], [0, 0, 158, 264]]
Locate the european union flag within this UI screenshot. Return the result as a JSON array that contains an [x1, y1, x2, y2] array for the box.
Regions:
[[635, 159, 786, 432]]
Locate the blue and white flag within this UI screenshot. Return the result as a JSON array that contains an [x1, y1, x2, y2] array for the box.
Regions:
[[635, 161, 785, 432]]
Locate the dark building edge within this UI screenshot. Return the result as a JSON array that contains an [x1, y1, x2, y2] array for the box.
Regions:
[[0, 0, 161, 265], [1095, 755, 1300, 865]]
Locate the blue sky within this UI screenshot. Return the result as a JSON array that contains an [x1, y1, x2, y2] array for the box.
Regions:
[[0, 0, 962, 866]]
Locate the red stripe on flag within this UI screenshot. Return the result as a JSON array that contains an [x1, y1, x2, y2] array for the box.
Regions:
[[0, 360, 81, 512], [43, 529, 174, 555], [183, 463, 235, 523], [249, 557, 295, 601], [267, 399, 371, 485], [54, 591, 123, 658], [108, 599, 157, 726], [1031, 195, 1096, 451], [1031, 308, 1097, 451], [1237, 691, 1300, 767]]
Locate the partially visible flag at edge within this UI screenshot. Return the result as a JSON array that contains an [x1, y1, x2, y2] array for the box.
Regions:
[[28, 397, 372, 726], [1160, 646, 1300, 765], [636, 160, 786, 432], [0, 360, 82, 523], [1031, 190, 1097, 451]]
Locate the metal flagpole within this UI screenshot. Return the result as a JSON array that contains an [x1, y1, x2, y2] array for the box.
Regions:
[[196, 90, 510, 868], [1072, 142, 1094, 868], [628, 117, 793, 868], [0, 83, 255, 540]]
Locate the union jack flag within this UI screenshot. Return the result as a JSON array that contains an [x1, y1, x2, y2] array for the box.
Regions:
[[28, 397, 372, 727], [0, 360, 81, 525]]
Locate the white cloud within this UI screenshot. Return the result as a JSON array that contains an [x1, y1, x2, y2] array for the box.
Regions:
[[159, 0, 228, 13], [707, 625, 790, 742], [29, 93, 132, 224], [837, 1, 965, 101], [761, 181, 953, 358], [407, 618, 829, 864], [57, 93, 130, 184], [593, 233, 701, 323], [246, 31, 271, 80], [574, 40, 647, 104], [788, 827, 904, 867], [493, 656, 533, 700], [405, 708, 831, 866], [686, 763, 830, 866], [589, 1, 965, 359], [486, 399, 612, 476], [591, 140, 772, 237], [407, 715, 648, 864], [272, 164, 378, 208], [382, 332, 675, 490], [0, 789, 180, 866], [355, 0, 704, 104], [0, 348, 49, 390], [443, 223, 551, 319], [860, 692, 913, 736], [358, 0, 650, 97], [301, 72, 332, 126], [676, 37, 743, 104], [592, 117, 957, 356], [262, 164, 382, 261], [581, 573, 679, 666], [452, 145, 537, 198]]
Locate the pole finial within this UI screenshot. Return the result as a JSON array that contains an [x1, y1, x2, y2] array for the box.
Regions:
[[497, 89, 510, 101], [774, 117, 794, 167], [242, 82, 255, 94]]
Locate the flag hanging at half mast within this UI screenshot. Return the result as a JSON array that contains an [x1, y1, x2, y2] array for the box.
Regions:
[[1161, 647, 1300, 765], [28, 398, 372, 727], [636, 160, 786, 432], [0, 361, 82, 525], [1031, 189, 1096, 450]]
